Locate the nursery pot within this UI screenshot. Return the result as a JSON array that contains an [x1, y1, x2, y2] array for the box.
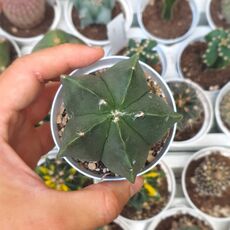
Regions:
[[167, 79, 213, 148], [136, 0, 199, 45], [117, 160, 176, 228], [64, 0, 133, 46], [215, 82, 230, 139], [147, 207, 215, 230], [51, 56, 177, 181], [109, 27, 167, 78], [0, 0, 62, 45], [182, 146, 230, 222]]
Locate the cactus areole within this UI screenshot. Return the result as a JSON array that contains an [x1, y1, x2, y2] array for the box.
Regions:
[[58, 55, 181, 182]]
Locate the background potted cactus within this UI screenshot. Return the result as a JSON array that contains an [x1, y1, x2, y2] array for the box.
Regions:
[[182, 147, 230, 221], [0, 34, 21, 74], [167, 79, 213, 146], [147, 207, 214, 230], [118, 161, 175, 226], [32, 29, 85, 53], [51, 55, 181, 182], [136, 0, 199, 44], [0, 0, 61, 44], [64, 0, 133, 46], [206, 0, 230, 29], [215, 82, 230, 139], [97, 222, 126, 230], [177, 28, 230, 91]]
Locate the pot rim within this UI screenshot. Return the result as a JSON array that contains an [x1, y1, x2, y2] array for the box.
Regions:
[[63, 0, 133, 46], [0, 0, 62, 45], [181, 146, 230, 222], [147, 206, 215, 230], [206, 0, 217, 30], [117, 160, 176, 225], [50, 55, 177, 182], [167, 78, 213, 147], [215, 81, 230, 138], [136, 0, 200, 45]]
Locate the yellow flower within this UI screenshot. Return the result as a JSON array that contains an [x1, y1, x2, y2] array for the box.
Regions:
[[144, 183, 158, 197], [143, 171, 159, 178], [45, 180, 56, 189], [59, 184, 70, 192], [38, 166, 49, 174]]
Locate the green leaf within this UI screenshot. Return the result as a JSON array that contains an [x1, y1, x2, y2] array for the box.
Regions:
[[58, 56, 181, 182]]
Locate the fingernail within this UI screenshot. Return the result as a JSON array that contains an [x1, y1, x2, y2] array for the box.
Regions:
[[130, 177, 144, 197]]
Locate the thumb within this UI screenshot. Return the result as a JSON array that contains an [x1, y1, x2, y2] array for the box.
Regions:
[[51, 177, 143, 230]]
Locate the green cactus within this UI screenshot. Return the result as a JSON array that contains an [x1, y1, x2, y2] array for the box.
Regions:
[[123, 39, 159, 68], [2, 0, 45, 29], [221, 0, 230, 24], [73, 0, 115, 29], [161, 0, 177, 21], [32, 29, 85, 52], [126, 166, 165, 210], [168, 82, 204, 135], [220, 91, 230, 130], [57, 55, 181, 182], [202, 29, 230, 69], [0, 37, 11, 74], [36, 157, 93, 191]]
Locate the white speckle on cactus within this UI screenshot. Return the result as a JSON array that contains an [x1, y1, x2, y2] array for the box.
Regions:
[[132, 160, 136, 165], [77, 132, 85, 137], [134, 111, 145, 119], [132, 66, 135, 70], [98, 99, 107, 110], [111, 110, 125, 123]]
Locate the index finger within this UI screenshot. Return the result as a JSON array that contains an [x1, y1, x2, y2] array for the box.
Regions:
[[0, 44, 104, 111]]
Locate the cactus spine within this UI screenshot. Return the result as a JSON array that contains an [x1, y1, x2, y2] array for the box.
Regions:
[[162, 0, 177, 21], [58, 55, 181, 182], [2, 0, 45, 29], [36, 157, 93, 191], [73, 0, 115, 28], [123, 39, 159, 67], [0, 38, 11, 74], [33, 29, 85, 52], [221, 0, 230, 24], [168, 81, 203, 134], [202, 29, 230, 69]]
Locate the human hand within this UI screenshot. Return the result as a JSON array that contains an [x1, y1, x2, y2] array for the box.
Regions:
[[0, 44, 143, 230]]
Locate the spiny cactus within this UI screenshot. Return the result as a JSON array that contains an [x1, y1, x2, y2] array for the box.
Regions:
[[58, 55, 181, 182], [2, 0, 45, 29], [175, 216, 201, 230], [220, 91, 230, 130], [202, 29, 230, 69], [191, 153, 230, 197], [36, 157, 93, 191], [123, 39, 159, 67], [0, 37, 11, 74], [32, 29, 85, 52], [161, 0, 177, 21], [126, 166, 165, 210], [73, 0, 115, 29], [221, 0, 230, 24], [168, 82, 203, 134]]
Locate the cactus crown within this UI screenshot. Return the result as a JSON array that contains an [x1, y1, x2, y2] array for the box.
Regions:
[[127, 167, 165, 210], [221, 0, 230, 24], [32, 29, 85, 52], [58, 55, 181, 182], [191, 153, 230, 197], [168, 82, 203, 132], [123, 39, 159, 67], [161, 0, 177, 21], [0, 38, 11, 74], [202, 29, 230, 69], [36, 157, 93, 191], [73, 0, 115, 28], [220, 91, 230, 130]]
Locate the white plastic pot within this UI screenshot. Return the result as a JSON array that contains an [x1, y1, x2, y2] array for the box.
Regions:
[[215, 82, 230, 139], [64, 0, 133, 46], [117, 160, 176, 229], [182, 146, 230, 222], [167, 79, 213, 148], [136, 0, 200, 45], [147, 207, 215, 230], [51, 56, 177, 182], [0, 0, 62, 45]]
